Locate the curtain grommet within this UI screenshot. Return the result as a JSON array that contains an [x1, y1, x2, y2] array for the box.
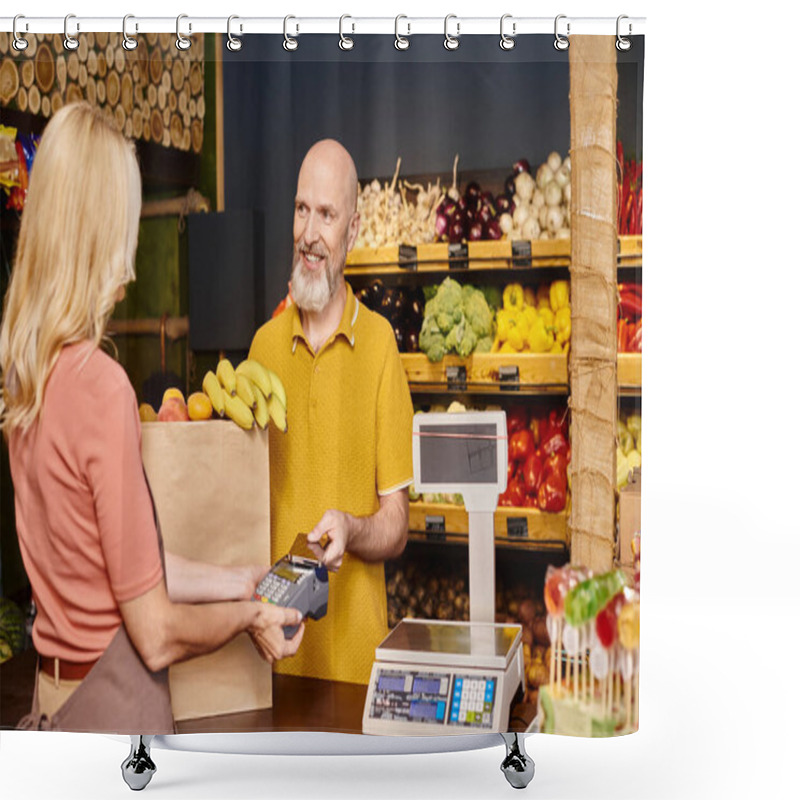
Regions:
[[444, 14, 460, 51], [554, 14, 570, 51]]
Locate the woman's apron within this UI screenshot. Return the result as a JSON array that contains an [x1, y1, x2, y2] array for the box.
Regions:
[[16, 479, 176, 735]]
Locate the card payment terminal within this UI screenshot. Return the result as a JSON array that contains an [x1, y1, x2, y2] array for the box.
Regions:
[[253, 534, 329, 638]]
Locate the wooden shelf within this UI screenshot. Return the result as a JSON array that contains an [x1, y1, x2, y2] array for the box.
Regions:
[[617, 353, 642, 389], [408, 502, 568, 547], [401, 352, 568, 392], [345, 237, 641, 275]]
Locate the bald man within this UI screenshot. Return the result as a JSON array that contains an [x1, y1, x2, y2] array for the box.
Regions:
[[248, 140, 414, 686]]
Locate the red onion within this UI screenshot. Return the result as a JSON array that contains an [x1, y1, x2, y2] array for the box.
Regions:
[[484, 218, 503, 240], [449, 220, 465, 242], [468, 221, 483, 241], [513, 159, 531, 174], [435, 213, 450, 239]]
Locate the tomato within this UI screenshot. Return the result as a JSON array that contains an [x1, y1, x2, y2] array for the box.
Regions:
[[506, 405, 529, 436], [522, 453, 544, 493], [509, 429, 535, 463]]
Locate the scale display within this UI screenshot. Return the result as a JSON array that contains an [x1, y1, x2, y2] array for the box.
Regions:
[[369, 668, 496, 730], [417, 422, 498, 485]]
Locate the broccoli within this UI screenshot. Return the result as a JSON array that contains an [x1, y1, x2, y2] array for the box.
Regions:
[[463, 290, 493, 339], [479, 284, 502, 311], [474, 335, 493, 353], [456, 325, 478, 359], [444, 318, 465, 353], [419, 315, 446, 362]]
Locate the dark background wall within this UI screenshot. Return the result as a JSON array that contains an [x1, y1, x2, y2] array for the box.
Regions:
[[189, 35, 643, 349]]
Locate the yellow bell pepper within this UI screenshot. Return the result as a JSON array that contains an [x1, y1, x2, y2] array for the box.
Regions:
[[503, 283, 525, 311], [508, 324, 526, 351], [550, 280, 570, 312], [522, 305, 539, 331], [555, 305, 571, 344], [549, 340, 563, 354], [538, 306, 555, 331], [526, 315, 555, 353], [499, 340, 517, 354], [496, 309, 512, 342], [536, 284, 551, 311], [523, 286, 537, 307]]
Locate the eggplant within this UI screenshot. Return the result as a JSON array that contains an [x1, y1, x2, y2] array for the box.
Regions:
[[409, 295, 424, 325], [393, 324, 405, 352], [404, 330, 420, 353], [468, 221, 483, 241], [513, 158, 531, 174], [369, 279, 385, 307], [392, 290, 407, 320]]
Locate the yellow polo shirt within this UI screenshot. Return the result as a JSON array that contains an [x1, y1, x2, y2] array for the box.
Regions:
[[248, 282, 413, 685]]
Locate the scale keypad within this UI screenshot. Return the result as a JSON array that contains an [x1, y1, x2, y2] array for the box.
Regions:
[[450, 676, 495, 728]]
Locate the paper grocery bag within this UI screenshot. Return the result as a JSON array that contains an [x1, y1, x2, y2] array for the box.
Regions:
[[141, 420, 272, 721]]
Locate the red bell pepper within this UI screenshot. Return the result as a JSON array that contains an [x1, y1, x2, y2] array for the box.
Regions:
[[541, 432, 568, 458], [617, 318, 630, 353], [522, 453, 544, 493], [543, 452, 568, 484], [523, 493, 539, 509], [509, 429, 535, 463], [507, 460, 517, 486], [539, 410, 568, 449], [537, 469, 567, 513], [629, 319, 642, 352], [504, 478, 526, 508], [506, 405, 529, 437]]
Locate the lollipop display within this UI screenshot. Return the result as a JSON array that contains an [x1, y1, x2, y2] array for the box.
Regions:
[[538, 537, 641, 737]]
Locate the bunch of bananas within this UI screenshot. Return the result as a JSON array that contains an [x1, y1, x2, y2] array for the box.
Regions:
[[202, 358, 288, 433]]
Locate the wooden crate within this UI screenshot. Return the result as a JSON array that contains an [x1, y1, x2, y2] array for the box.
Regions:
[[617, 353, 642, 388], [408, 502, 568, 545], [468, 240, 512, 269]]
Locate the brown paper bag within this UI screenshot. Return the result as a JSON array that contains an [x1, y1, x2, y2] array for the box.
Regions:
[[141, 420, 272, 721]]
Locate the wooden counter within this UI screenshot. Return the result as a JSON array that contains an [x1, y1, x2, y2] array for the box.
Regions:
[[2, 647, 534, 733]]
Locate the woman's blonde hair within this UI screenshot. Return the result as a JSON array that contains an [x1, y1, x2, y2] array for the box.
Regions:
[[0, 101, 141, 434]]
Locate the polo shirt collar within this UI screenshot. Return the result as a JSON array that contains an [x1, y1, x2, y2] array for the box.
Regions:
[[291, 282, 360, 353]]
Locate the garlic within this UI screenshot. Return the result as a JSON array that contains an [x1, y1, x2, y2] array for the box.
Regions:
[[545, 206, 565, 233], [514, 171, 535, 203], [522, 217, 541, 240], [536, 163, 554, 190], [544, 180, 563, 208]]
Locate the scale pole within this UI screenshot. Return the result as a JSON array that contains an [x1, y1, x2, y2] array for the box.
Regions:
[[468, 510, 495, 623]]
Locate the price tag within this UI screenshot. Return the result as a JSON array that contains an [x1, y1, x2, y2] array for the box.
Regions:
[[506, 516, 528, 538], [448, 242, 468, 269], [446, 365, 467, 391], [398, 244, 417, 270], [511, 240, 532, 267], [498, 365, 520, 390], [425, 515, 446, 541]]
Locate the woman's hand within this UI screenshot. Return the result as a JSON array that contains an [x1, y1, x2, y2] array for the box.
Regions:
[[248, 604, 305, 663]]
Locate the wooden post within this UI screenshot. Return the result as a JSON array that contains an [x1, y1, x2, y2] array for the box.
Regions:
[[568, 36, 618, 573]]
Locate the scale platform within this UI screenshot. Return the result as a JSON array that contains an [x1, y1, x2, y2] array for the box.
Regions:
[[362, 619, 523, 736]]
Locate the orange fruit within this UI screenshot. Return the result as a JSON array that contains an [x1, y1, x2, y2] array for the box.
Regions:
[[162, 387, 185, 405], [138, 402, 158, 423], [187, 392, 213, 421]]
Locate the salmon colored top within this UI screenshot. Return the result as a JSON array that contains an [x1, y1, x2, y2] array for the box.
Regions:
[[9, 341, 164, 663]]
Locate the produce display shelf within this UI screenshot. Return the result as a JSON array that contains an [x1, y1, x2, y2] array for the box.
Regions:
[[401, 352, 568, 389], [344, 237, 641, 275], [617, 353, 642, 389], [408, 502, 568, 547]]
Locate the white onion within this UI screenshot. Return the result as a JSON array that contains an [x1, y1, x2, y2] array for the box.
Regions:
[[562, 156, 571, 172], [554, 164, 570, 189], [563, 182, 571, 205], [532, 188, 545, 209], [547, 151, 562, 173], [538, 204, 549, 228], [514, 171, 535, 203], [555, 227, 570, 240], [546, 206, 565, 233], [536, 163, 554, 190], [522, 217, 541, 240], [539, 230, 551, 240], [544, 180, 563, 207], [513, 204, 531, 228], [499, 212, 514, 235]]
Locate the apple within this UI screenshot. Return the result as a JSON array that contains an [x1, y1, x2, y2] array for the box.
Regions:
[[157, 397, 190, 422]]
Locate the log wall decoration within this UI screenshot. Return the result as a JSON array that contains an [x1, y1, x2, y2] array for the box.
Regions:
[[567, 35, 619, 573], [0, 32, 205, 154]]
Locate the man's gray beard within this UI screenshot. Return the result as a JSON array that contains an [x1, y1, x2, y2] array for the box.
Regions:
[[291, 247, 345, 313]]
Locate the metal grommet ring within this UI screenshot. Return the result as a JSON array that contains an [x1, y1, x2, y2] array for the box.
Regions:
[[339, 15, 354, 51], [12, 15, 28, 51], [64, 13, 79, 52], [500, 14, 515, 51], [444, 14, 459, 51], [122, 15, 138, 51], [227, 15, 242, 52], [554, 14, 570, 51], [616, 15, 632, 51], [283, 15, 298, 51], [394, 15, 410, 50], [176, 14, 192, 51]]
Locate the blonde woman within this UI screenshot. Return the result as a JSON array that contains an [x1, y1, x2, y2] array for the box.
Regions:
[[0, 102, 303, 733]]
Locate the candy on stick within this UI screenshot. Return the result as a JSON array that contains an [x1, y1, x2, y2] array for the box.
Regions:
[[617, 598, 640, 730], [564, 569, 628, 629]]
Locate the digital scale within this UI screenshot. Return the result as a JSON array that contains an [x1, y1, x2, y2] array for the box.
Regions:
[[363, 411, 526, 736]]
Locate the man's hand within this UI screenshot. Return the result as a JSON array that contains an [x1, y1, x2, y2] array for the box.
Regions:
[[307, 509, 352, 571], [248, 604, 305, 663]]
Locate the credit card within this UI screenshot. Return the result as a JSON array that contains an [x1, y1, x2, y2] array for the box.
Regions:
[[288, 533, 329, 563]]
